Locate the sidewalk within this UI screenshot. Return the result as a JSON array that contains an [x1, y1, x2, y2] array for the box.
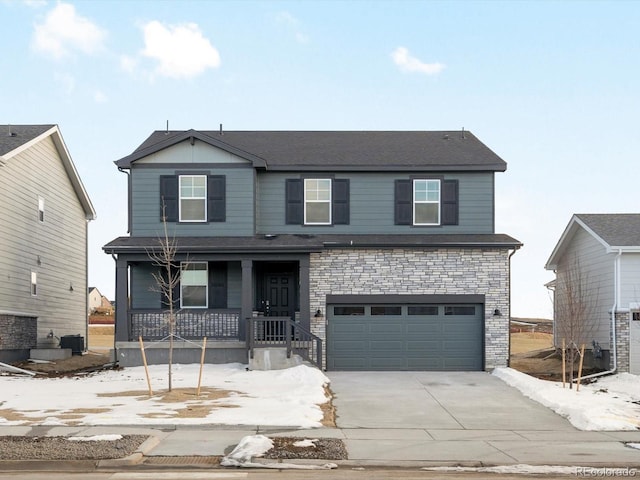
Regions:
[[1, 423, 640, 469]]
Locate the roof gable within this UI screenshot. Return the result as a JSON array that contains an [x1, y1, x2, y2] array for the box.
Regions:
[[546, 213, 640, 270], [0, 124, 96, 220], [115, 129, 507, 172]]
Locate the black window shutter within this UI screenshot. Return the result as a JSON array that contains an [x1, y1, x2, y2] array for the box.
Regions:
[[207, 175, 226, 222], [394, 179, 412, 225], [332, 179, 350, 225], [285, 179, 303, 225], [441, 179, 459, 225], [159, 175, 178, 222], [208, 262, 227, 308]]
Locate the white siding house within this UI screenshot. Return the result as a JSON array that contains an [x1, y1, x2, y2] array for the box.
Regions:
[[546, 214, 640, 374], [0, 125, 96, 362]]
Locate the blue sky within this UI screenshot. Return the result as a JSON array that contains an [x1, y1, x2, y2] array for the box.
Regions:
[[2, 0, 639, 319]]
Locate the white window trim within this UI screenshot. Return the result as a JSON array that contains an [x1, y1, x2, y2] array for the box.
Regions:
[[38, 196, 45, 223], [31, 271, 37, 296], [304, 178, 332, 225], [180, 262, 208, 309], [413, 179, 441, 226], [179, 175, 207, 223]]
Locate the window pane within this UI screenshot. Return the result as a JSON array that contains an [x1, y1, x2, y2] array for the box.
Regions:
[[181, 199, 206, 221], [182, 286, 207, 307], [333, 306, 365, 316], [415, 203, 439, 224], [408, 306, 438, 315], [371, 306, 402, 315], [181, 263, 207, 308], [306, 179, 331, 200], [180, 176, 206, 222], [444, 306, 476, 316], [306, 202, 330, 223]]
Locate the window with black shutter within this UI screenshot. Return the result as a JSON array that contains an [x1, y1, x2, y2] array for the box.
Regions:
[[159, 174, 226, 223]]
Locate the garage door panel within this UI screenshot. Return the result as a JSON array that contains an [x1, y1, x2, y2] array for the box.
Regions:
[[327, 302, 483, 371]]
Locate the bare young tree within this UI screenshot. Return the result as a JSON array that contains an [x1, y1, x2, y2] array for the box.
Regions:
[[147, 203, 180, 391], [554, 255, 599, 387]]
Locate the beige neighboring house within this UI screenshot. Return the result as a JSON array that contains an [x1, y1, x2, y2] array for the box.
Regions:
[[88, 287, 113, 315], [0, 125, 96, 363]]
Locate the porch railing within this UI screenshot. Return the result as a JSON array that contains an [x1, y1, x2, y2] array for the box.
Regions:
[[247, 316, 322, 369], [129, 309, 240, 341]]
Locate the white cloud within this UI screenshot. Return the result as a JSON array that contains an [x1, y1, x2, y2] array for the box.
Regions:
[[32, 2, 106, 59], [141, 21, 221, 79], [275, 10, 309, 44], [93, 90, 107, 103], [119, 54, 137, 73], [391, 47, 445, 75], [24, 0, 47, 7]]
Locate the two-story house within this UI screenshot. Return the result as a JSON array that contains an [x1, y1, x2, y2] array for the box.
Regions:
[[103, 129, 521, 370], [0, 125, 96, 363]]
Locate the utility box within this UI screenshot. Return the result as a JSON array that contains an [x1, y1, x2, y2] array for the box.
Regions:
[[60, 335, 84, 355]]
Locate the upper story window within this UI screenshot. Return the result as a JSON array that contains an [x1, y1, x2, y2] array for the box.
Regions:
[[285, 178, 350, 226], [179, 175, 206, 222], [395, 178, 458, 227], [413, 179, 440, 225], [31, 271, 37, 296], [38, 197, 45, 223], [180, 262, 208, 308], [159, 174, 226, 223], [304, 178, 332, 225]]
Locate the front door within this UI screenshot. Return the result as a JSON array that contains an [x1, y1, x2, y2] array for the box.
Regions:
[[264, 273, 294, 318]]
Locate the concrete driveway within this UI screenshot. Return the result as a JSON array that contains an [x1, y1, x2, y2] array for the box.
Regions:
[[327, 371, 576, 431]]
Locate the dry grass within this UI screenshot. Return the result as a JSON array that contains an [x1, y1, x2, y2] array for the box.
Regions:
[[88, 325, 114, 350], [510, 332, 554, 354]]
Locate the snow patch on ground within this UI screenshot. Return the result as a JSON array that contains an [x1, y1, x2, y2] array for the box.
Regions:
[[0, 363, 330, 428], [493, 368, 640, 430]]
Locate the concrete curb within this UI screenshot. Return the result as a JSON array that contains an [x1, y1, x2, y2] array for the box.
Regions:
[[97, 435, 161, 468]]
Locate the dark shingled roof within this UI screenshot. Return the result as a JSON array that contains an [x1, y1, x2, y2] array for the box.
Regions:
[[103, 233, 522, 254], [0, 125, 54, 156], [116, 129, 507, 172], [576, 214, 640, 247]]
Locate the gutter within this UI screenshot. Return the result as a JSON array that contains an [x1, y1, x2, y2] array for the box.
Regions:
[[577, 248, 621, 382]]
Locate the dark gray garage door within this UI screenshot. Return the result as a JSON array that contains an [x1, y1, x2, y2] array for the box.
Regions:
[[327, 303, 483, 371]]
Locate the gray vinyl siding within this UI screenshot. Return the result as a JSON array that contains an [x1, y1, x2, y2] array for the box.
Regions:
[[134, 140, 249, 165], [555, 228, 614, 349], [0, 136, 88, 344], [256, 171, 495, 234], [131, 166, 255, 236], [130, 264, 161, 309], [620, 253, 640, 307]]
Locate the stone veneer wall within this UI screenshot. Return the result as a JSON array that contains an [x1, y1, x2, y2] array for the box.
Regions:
[[309, 248, 511, 370], [0, 314, 37, 350], [614, 311, 629, 373]]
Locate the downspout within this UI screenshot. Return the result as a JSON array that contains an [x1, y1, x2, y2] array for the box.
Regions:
[[111, 253, 118, 361], [507, 246, 520, 367], [578, 248, 621, 382]]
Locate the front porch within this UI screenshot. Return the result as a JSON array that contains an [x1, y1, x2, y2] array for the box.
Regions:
[[111, 251, 315, 366]]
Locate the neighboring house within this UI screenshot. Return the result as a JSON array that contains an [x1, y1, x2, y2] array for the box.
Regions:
[[0, 125, 96, 363], [103, 129, 521, 370], [545, 214, 640, 374], [88, 287, 113, 315]]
